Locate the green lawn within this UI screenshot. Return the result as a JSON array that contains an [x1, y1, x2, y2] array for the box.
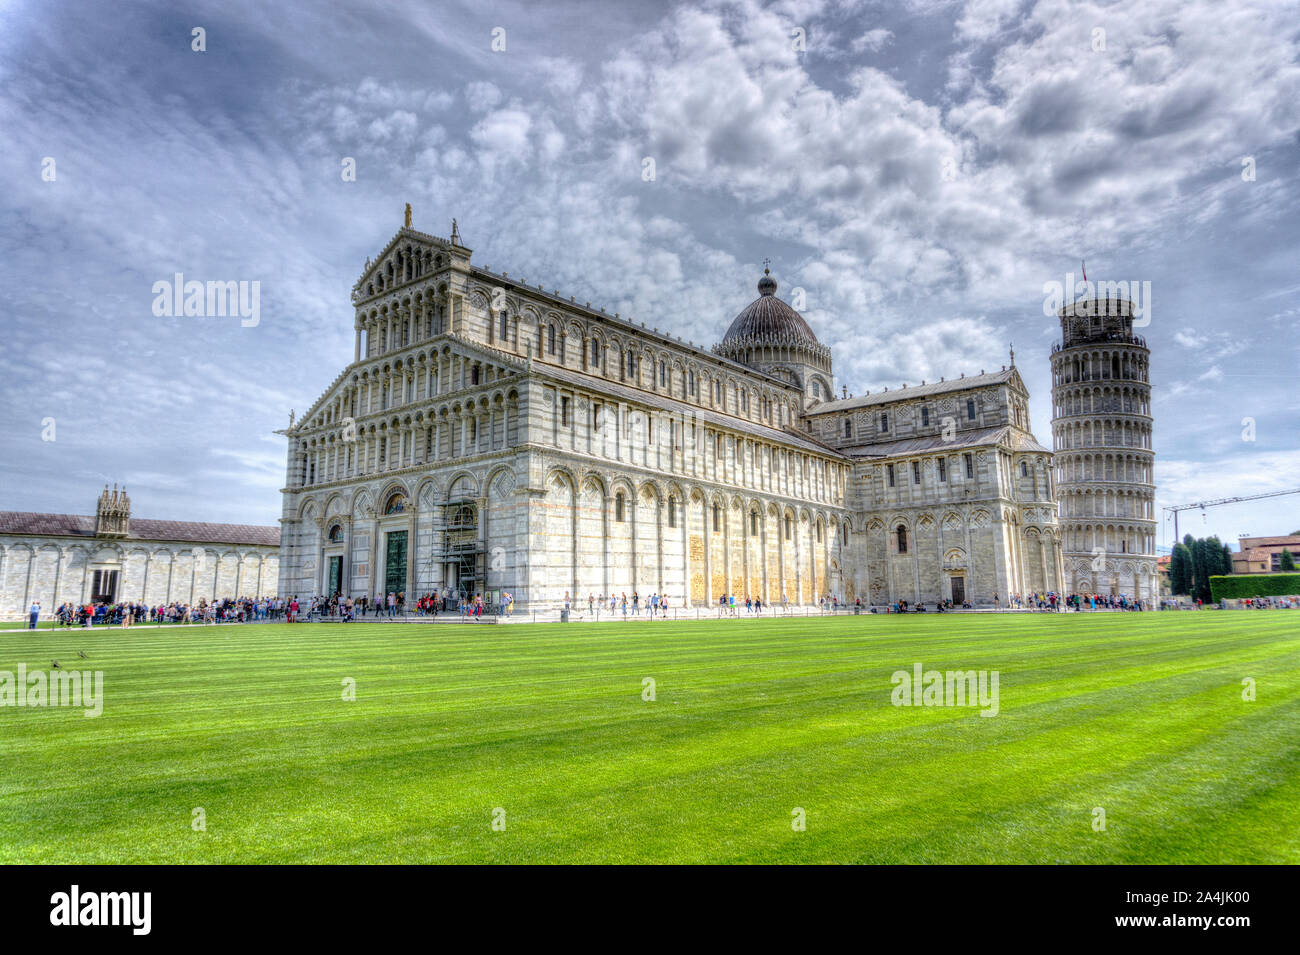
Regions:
[[2, 613, 1297, 864]]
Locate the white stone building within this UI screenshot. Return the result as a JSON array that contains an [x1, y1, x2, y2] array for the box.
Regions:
[[1050, 296, 1158, 599], [278, 214, 1065, 610], [0, 486, 280, 617]]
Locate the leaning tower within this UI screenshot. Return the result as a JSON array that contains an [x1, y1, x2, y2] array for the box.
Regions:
[[1050, 295, 1157, 600]]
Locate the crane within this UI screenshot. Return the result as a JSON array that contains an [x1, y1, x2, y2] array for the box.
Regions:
[[1163, 487, 1300, 540]]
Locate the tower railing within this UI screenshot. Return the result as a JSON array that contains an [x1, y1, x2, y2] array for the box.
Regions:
[[1052, 334, 1147, 353]]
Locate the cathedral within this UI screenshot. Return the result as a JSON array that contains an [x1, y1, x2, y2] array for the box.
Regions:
[[277, 212, 1068, 610]]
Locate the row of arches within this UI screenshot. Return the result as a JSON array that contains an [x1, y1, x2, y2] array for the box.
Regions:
[[355, 244, 449, 299], [1064, 555, 1158, 598], [1055, 450, 1154, 485], [287, 465, 845, 608], [1053, 417, 1153, 451], [297, 387, 521, 487], [298, 343, 519, 434], [538, 467, 842, 608], [1062, 523, 1156, 557], [1052, 383, 1151, 418], [542, 385, 847, 507], [1051, 345, 1149, 385], [1057, 487, 1156, 520], [356, 284, 449, 360], [0, 541, 278, 613]]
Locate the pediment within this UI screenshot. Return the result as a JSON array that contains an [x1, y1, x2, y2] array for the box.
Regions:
[[353, 227, 459, 301]]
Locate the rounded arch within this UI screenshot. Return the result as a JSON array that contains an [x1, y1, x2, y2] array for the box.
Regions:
[[636, 479, 663, 502], [487, 466, 518, 499], [544, 466, 579, 493], [445, 471, 480, 501]]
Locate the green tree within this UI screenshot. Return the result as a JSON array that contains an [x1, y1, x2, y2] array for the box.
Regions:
[[1171, 535, 1231, 602], [1281, 549, 1297, 572], [1169, 543, 1191, 595], [1193, 538, 1212, 602]]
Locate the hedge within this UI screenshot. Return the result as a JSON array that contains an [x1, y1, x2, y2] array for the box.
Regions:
[[1209, 573, 1300, 601]]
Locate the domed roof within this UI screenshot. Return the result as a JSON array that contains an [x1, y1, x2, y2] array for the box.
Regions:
[[721, 270, 818, 344]]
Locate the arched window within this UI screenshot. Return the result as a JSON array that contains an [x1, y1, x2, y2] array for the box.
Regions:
[[615, 492, 626, 523], [384, 493, 407, 515], [667, 498, 677, 528], [844, 419, 852, 438], [712, 503, 720, 533], [921, 406, 930, 426], [499, 311, 509, 341], [896, 524, 908, 554], [784, 515, 792, 540], [449, 503, 476, 528], [750, 511, 759, 536], [816, 522, 823, 542], [328, 524, 344, 542], [547, 324, 557, 355], [880, 413, 889, 432]]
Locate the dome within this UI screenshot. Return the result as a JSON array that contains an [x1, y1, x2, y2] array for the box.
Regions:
[[721, 270, 818, 344]]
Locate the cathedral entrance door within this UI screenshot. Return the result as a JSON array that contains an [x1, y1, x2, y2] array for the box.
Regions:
[[950, 576, 965, 605], [384, 531, 408, 596], [327, 556, 342, 597]]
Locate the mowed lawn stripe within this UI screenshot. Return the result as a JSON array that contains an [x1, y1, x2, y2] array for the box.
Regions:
[[1, 613, 1296, 862]]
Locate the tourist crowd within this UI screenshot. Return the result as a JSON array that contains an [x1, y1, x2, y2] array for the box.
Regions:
[[36, 588, 1300, 629], [49, 597, 291, 627]]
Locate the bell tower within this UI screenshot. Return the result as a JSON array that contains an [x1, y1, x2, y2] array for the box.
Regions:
[[1050, 293, 1156, 599]]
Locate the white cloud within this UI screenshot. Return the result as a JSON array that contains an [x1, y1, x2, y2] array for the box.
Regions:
[[852, 28, 894, 52], [1, 0, 1298, 526], [464, 80, 503, 111]]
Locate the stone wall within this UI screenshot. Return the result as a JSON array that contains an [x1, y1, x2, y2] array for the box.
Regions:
[[0, 538, 279, 617]]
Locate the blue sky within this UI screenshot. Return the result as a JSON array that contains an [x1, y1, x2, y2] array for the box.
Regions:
[[2, 0, 1298, 547]]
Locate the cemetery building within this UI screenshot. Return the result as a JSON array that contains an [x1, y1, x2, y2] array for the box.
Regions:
[[0, 485, 280, 616]]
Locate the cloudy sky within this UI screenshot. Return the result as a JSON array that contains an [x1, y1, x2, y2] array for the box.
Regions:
[[2, 0, 1298, 547]]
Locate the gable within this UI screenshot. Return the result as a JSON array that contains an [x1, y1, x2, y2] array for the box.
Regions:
[[353, 228, 457, 302]]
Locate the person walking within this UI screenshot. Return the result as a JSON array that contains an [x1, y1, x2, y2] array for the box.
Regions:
[[28, 600, 40, 630]]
